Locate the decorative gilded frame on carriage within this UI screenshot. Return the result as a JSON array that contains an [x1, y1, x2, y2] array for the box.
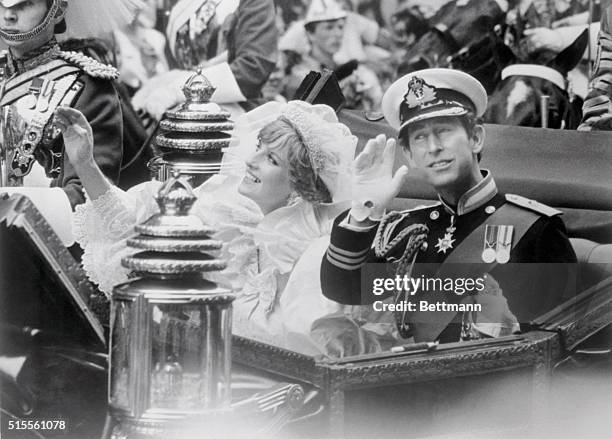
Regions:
[[232, 275, 612, 437]]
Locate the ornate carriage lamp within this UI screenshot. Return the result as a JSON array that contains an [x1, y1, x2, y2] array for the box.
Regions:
[[107, 174, 234, 438], [148, 70, 238, 187]]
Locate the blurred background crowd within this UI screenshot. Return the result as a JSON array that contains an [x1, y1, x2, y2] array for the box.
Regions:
[[19, 0, 612, 131]]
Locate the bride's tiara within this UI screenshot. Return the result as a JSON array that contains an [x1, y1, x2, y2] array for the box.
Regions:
[[280, 105, 329, 175]]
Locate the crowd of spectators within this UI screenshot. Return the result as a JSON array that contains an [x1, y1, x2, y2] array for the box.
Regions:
[[109, 0, 610, 124]]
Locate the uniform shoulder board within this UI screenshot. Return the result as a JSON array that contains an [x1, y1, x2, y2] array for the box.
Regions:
[[58, 50, 119, 80], [505, 194, 561, 217]]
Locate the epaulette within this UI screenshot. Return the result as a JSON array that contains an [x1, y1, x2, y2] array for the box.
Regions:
[[57, 50, 119, 80], [505, 194, 561, 217]]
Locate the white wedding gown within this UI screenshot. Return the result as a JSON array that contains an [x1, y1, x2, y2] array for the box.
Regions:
[[72, 173, 346, 352]]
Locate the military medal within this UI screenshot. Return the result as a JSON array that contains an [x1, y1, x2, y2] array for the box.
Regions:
[[24, 78, 44, 109], [35, 79, 55, 113], [435, 215, 456, 254], [22, 93, 37, 110], [496, 225, 513, 263], [482, 225, 497, 263]]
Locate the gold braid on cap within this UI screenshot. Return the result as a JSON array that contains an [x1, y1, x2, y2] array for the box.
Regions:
[[279, 106, 327, 176]]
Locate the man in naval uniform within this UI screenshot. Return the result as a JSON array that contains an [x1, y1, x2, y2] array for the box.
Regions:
[[320, 68, 577, 343], [0, 0, 124, 208], [131, 0, 278, 119]]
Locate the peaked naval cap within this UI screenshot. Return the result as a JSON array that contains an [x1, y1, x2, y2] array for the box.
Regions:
[[381, 68, 488, 132]]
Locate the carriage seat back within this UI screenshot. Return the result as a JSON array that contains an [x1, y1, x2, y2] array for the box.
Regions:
[[570, 238, 612, 290]]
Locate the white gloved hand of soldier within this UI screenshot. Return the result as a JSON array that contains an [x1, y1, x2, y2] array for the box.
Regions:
[[132, 69, 193, 120], [350, 134, 409, 222]]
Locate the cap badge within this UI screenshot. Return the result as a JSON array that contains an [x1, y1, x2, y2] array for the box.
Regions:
[[404, 76, 437, 109]]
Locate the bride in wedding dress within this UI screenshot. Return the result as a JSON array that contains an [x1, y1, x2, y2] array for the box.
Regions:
[[55, 100, 388, 353]]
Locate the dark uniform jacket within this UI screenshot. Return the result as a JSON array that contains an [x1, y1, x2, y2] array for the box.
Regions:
[[321, 171, 577, 343], [1, 40, 123, 208]]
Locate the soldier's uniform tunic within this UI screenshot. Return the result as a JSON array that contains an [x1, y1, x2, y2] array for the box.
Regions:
[[0, 39, 123, 208]]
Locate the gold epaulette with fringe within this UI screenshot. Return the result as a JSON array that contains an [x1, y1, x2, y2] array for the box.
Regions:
[[58, 50, 119, 80]]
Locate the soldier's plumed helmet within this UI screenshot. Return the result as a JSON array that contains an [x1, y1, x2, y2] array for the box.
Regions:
[[381, 68, 487, 132]]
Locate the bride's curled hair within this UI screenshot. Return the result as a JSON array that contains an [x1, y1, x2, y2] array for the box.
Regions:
[[233, 100, 357, 205], [259, 118, 334, 204]]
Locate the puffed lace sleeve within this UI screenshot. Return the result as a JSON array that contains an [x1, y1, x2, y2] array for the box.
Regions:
[[72, 181, 163, 296]]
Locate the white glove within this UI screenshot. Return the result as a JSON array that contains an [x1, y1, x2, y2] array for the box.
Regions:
[[132, 69, 192, 120], [350, 134, 409, 222]]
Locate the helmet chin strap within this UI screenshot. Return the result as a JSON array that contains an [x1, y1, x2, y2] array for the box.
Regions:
[[0, 0, 62, 43]]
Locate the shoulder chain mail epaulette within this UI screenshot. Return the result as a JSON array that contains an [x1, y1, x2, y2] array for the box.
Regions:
[[58, 50, 119, 80]]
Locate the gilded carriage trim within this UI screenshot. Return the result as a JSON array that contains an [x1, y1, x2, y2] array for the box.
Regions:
[[232, 336, 326, 387], [0, 194, 107, 342], [232, 331, 562, 437], [534, 276, 612, 351]]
